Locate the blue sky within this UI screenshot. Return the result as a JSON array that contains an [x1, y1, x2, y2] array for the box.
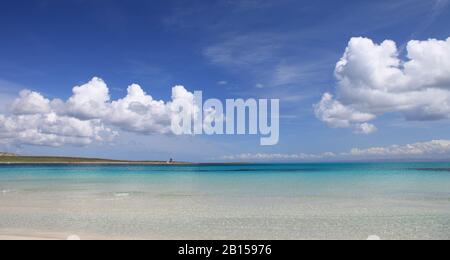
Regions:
[[1, 0, 450, 162]]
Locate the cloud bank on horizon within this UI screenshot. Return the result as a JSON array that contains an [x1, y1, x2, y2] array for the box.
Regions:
[[221, 140, 450, 161], [0, 77, 196, 147], [315, 37, 450, 134]]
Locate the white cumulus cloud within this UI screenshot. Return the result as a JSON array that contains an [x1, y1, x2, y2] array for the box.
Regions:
[[0, 77, 196, 147], [0, 113, 112, 147], [315, 37, 450, 133], [12, 90, 51, 115], [65, 77, 111, 119]]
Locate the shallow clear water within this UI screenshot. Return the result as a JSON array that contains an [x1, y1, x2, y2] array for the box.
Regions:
[[0, 163, 449, 239]]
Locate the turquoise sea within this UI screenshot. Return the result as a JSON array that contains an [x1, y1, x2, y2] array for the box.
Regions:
[[0, 163, 449, 240]]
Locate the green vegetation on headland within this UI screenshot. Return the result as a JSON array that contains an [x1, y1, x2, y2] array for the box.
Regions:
[[0, 155, 188, 165]]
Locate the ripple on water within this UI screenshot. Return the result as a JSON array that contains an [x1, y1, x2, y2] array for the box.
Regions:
[[1, 189, 16, 194], [99, 192, 144, 201], [114, 193, 131, 198]]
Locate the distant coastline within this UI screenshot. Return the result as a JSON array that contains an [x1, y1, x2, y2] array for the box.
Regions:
[[0, 154, 247, 166], [2, 154, 450, 165], [0, 155, 189, 165]]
